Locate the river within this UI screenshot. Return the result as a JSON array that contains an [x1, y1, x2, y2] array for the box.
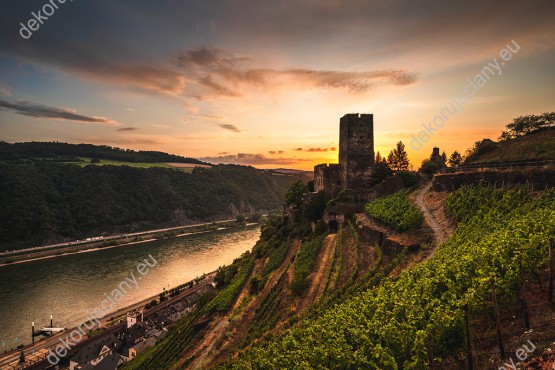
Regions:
[[0, 226, 260, 350]]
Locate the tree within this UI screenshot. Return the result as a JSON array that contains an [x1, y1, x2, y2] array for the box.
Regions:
[[448, 151, 463, 167], [236, 214, 246, 224], [369, 161, 393, 186], [441, 151, 447, 163], [498, 111, 555, 140], [375, 151, 383, 164], [285, 180, 309, 207], [387, 141, 410, 171], [304, 190, 331, 222], [464, 139, 496, 163]]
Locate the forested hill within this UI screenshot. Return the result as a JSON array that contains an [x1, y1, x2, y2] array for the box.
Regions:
[[0, 141, 209, 164], [0, 163, 298, 248]]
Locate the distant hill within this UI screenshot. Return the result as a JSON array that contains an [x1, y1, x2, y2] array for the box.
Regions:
[[0, 162, 302, 248], [465, 127, 555, 164], [0, 141, 209, 165]]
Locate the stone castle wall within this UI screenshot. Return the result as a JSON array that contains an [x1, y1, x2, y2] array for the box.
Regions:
[[314, 163, 341, 196]]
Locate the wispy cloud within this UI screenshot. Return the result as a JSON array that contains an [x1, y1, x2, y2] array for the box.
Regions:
[[173, 47, 418, 100], [292, 147, 335, 152], [0, 99, 118, 125], [0, 81, 11, 97], [200, 152, 311, 166], [117, 127, 137, 131], [307, 147, 328, 152], [217, 123, 242, 132]]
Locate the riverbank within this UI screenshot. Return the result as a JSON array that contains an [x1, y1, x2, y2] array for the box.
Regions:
[[0, 220, 259, 267], [0, 270, 217, 368]]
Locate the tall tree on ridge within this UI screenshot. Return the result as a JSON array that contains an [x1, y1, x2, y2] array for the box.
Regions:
[[448, 151, 463, 167], [387, 141, 410, 171]]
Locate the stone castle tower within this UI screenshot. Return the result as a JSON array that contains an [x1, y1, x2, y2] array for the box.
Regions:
[[430, 147, 447, 168], [339, 114, 375, 190], [314, 113, 375, 195]]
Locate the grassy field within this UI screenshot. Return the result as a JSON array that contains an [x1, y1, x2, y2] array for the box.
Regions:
[[65, 157, 196, 171]]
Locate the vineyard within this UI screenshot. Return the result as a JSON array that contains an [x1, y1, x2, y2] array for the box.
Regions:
[[221, 186, 555, 369], [365, 190, 424, 232]]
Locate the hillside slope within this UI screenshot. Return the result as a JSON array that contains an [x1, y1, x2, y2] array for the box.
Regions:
[[115, 179, 555, 370], [123, 193, 431, 369], [219, 186, 555, 369], [465, 128, 555, 164]]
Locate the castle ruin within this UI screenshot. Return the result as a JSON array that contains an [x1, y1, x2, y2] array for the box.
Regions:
[[314, 113, 375, 196]]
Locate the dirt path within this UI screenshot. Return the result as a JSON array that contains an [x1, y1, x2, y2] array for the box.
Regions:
[[415, 181, 449, 257], [185, 317, 229, 369]]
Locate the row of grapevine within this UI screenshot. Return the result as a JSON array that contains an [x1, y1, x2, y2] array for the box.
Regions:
[[290, 235, 326, 296], [365, 190, 424, 232], [243, 269, 289, 346], [203, 253, 254, 313], [347, 221, 360, 285], [322, 225, 343, 297]]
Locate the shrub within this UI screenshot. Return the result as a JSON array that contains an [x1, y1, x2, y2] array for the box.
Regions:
[[396, 170, 419, 187]]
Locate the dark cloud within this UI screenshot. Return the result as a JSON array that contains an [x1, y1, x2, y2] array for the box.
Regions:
[[0, 99, 118, 125], [117, 127, 137, 131], [293, 148, 303, 151], [217, 123, 242, 132], [0, 0, 553, 112], [268, 150, 285, 155], [1, 1, 553, 100], [217, 0, 555, 65]]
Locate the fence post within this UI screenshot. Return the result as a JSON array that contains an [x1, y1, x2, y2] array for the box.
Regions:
[[549, 239, 554, 305], [519, 270, 530, 330], [491, 278, 505, 358], [427, 333, 435, 370], [464, 304, 474, 370]]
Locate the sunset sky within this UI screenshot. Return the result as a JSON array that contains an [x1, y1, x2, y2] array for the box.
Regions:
[[0, 0, 554, 170]]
